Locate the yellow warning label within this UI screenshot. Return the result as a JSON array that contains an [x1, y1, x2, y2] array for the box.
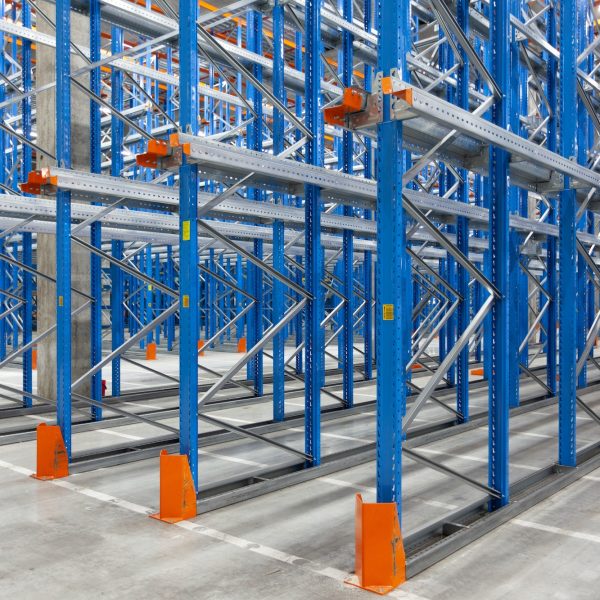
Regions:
[[58, 296, 64, 307], [182, 295, 190, 308], [383, 304, 394, 321], [182, 220, 190, 241], [148, 285, 153, 291]]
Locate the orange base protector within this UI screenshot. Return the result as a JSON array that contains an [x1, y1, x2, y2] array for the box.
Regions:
[[346, 494, 406, 595], [237, 337, 247, 353], [150, 450, 197, 523], [31, 423, 69, 480], [198, 339, 206, 356], [146, 342, 157, 360]]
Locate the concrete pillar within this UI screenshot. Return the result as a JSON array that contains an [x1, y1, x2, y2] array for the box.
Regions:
[[36, 1, 91, 400]]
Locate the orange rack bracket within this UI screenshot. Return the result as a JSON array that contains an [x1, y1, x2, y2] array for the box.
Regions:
[[381, 77, 414, 106], [136, 139, 170, 168], [136, 135, 188, 170], [346, 494, 406, 595], [19, 169, 57, 195], [150, 450, 197, 523], [237, 337, 247, 353], [32, 423, 69, 480], [324, 87, 368, 126]]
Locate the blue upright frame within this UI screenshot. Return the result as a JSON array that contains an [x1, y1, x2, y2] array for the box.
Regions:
[[488, 0, 510, 510], [90, 0, 103, 419], [56, 0, 73, 456], [179, 0, 200, 488], [375, 0, 410, 513], [110, 27, 124, 398], [304, 0, 324, 466], [558, 0, 577, 468]]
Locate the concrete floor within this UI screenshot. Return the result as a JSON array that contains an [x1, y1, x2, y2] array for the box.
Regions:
[[0, 352, 599, 599]]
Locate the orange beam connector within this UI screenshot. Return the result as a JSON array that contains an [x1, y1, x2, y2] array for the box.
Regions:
[[136, 134, 191, 169], [381, 77, 414, 106], [169, 133, 191, 156], [19, 168, 57, 195], [136, 139, 171, 169], [323, 87, 368, 127]]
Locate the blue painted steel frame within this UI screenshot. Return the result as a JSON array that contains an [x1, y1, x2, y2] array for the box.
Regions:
[[272, 0, 286, 422], [508, 0, 521, 410], [341, 0, 354, 408], [558, 0, 577, 468], [488, 0, 510, 510], [545, 3, 558, 396], [455, 0, 469, 422], [304, 0, 324, 466], [576, 1, 589, 390], [110, 27, 124, 398], [179, 0, 200, 488], [90, 0, 103, 420], [56, 0, 73, 457], [375, 0, 409, 513], [21, 0, 33, 407], [247, 10, 264, 398]]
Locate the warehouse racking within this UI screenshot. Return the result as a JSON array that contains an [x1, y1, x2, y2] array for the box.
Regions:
[[1, 0, 600, 590]]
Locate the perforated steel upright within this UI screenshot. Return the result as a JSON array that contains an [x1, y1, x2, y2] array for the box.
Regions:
[[375, 0, 410, 512], [56, 0, 73, 456], [90, 0, 103, 420], [20, 0, 33, 407], [178, 0, 200, 487], [488, 0, 511, 509], [558, 0, 577, 468], [304, 0, 324, 465], [272, 0, 286, 421]]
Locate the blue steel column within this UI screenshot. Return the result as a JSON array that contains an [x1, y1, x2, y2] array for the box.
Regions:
[[508, 0, 521, 409], [545, 3, 558, 395], [576, 0, 588, 390], [110, 27, 124, 397], [294, 32, 304, 376], [235, 255, 244, 340], [375, 0, 409, 512], [455, 0, 469, 421], [90, 0, 102, 418], [341, 0, 354, 407], [247, 11, 264, 397], [304, 0, 324, 465], [166, 48, 176, 352], [488, 0, 510, 509], [362, 0, 373, 380], [272, 0, 285, 421], [558, 0, 577, 468], [56, 0, 73, 456], [21, 0, 33, 407], [179, 0, 200, 488]]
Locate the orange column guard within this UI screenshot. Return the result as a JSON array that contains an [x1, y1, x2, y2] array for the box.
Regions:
[[146, 342, 157, 360], [347, 494, 406, 595], [32, 423, 69, 480], [150, 450, 197, 523]]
